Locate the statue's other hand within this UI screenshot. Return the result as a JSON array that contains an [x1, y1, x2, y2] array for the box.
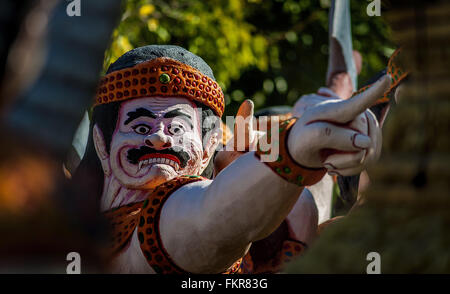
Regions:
[[214, 99, 263, 175], [287, 75, 391, 177]]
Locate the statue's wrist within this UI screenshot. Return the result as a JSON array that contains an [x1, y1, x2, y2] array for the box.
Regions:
[[255, 118, 326, 186]]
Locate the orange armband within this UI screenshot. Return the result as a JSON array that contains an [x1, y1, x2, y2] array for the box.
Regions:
[[255, 118, 326, 187]]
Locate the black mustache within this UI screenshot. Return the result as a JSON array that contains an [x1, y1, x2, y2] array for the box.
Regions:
[[126, 146, 190, 168]]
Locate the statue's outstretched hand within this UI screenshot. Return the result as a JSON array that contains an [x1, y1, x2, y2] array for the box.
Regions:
[[288, 75, 391, 176]]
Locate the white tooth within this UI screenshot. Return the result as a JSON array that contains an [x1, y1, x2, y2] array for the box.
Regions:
[[165, 159, 169, 164], [144, 159, 149, 165], [175, 163, 179, 171], [139, 161, 143, 170]]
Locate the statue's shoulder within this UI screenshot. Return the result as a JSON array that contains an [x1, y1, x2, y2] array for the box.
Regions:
[[103, 175, 208, 258], [138, 175, 209, 273], [143, 175, 210, 208], [149, 175, 209, 198]]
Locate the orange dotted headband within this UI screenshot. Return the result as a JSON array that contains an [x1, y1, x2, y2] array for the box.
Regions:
[[95, 57, 225, 117]]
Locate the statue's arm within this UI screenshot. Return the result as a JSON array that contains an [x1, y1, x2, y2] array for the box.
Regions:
[[158, 75, 390, 273], [241, 188, 319, 274], [159, 152, 304, 273]]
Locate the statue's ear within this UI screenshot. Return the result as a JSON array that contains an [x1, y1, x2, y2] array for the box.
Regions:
[[93, 124, 111, 176]]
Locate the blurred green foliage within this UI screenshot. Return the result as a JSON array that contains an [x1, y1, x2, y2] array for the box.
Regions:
[[104, 0, 394, 116]]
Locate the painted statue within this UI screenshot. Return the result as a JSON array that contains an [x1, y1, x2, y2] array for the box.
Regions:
[[80, 45, 390, 273]]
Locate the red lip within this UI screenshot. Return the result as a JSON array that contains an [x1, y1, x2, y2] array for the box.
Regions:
[[138, 153, 181, 165]]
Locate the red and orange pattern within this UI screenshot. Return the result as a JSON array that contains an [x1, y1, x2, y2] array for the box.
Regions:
[[94, 57, 225, 117], [238, 240, 307, 274], [137, 175, 205, 274], [104, 202, 142, 258]]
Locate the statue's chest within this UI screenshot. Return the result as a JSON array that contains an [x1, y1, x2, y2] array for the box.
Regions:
[[110, 228, 156, 273], [103, 175, 208, 274]]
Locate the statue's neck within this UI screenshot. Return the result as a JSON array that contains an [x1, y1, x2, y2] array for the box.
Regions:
[[100, 175, 149, 212]]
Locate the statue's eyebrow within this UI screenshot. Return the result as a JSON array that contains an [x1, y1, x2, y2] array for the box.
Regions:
[[163, 109, 193, 129], [124, 108, 157, 125]]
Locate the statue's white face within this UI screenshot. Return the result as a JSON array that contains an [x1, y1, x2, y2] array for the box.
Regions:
[[94, 97, 218, 190]]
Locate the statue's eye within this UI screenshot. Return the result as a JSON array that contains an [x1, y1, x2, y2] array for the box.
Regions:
[[168, 123, 185, 136], [133, 124, 151, 135]]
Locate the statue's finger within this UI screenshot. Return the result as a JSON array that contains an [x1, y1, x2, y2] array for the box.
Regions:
[[304, 75, 391, 124], [323, 150, 366, 170], [235, 99, 254, 121], [234, 99, 255, 151], [363, 111, 382, 166], [304, 122, 371, 152], [328, 165, 365, 177]]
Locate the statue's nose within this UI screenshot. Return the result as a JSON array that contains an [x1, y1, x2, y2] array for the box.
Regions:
[[144, 130, 173, 149]]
